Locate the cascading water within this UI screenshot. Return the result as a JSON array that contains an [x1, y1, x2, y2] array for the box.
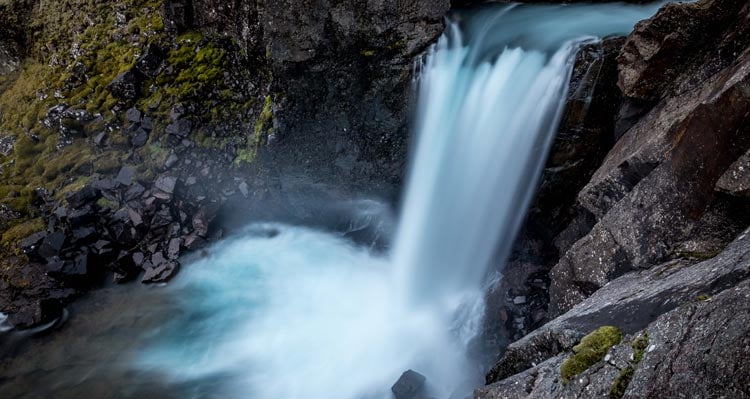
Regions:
[[0, 3, 668, 399], [134, 3, 667, 399]]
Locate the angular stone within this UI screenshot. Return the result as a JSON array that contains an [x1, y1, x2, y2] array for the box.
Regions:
[[167, 237, 181, 259], [38, 231, 66, 259], [164, 154, 179, 169], [131, 128, 148, 147], [166, 119, 192, 137], [107, 69, 141, 100], [141, 260, 179, 283], [125, 107, 141, 123], [391, 370, 427, 399], [116, 166, 136, 186], [66, 185, 101, 208], [135, 44, 164, 78], [154, 175, 177, 194]]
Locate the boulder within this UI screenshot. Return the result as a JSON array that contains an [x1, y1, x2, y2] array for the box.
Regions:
[[618, 0, 750, 102], [392, 369, 428, 399], [478, 278, 750, 399], [141, 260, 179, 283], [485, 229, 750, 386], [106, 69, 142, 100]]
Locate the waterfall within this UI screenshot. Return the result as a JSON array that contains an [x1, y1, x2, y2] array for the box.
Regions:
[[132, 3, 668, 399], [394, 2, 666, 311]]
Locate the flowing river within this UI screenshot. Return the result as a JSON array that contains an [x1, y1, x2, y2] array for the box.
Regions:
[[0, 2, 665, 398]]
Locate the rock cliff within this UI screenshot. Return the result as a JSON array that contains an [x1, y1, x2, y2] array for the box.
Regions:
[[479, 0, 750, 397]]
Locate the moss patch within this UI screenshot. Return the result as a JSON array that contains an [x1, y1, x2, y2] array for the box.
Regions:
[[560, 326, 622, 384], [1, 217, 44, 250], [609, 333, 649, 399]]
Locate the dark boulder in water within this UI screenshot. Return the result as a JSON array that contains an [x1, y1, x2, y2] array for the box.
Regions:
[[392, 369, 429, 399]]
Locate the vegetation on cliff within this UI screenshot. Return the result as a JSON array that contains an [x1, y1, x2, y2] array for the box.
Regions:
[[560, 326, 623, 383]]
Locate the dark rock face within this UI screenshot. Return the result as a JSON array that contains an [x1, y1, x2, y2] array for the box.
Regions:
[[478, 36, 627, 366], [170, 0, 448, 187], [480, 0, 750, 396], [263, 0, 448, 185], [618, 0, 750, 102], [549, 6, 750, 318], [478, 277, 750, 399]]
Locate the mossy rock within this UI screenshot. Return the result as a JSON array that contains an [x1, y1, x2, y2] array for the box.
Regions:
[[609, 332, 649, 398], [609, 366, 634, 399], [1, 217, 44, 251], [560, 326, 622, 383]]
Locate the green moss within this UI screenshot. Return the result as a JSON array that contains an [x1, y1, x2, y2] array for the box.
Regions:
[[560, 326, 623, 384], [609, 367, 634, 399], [231, 95, 273, 166], [631, 333, 649, 363], [56, 176, 93, 200], [254, 95, 273, 142], [608, 333, 649, 398], [1, 217, 44, 250], [696, 294, 712, 301], [96, 197, 119, 209], [0, 0, 170, 216], [162, 36, 227, 100], [233, 148, 255, 166], [360, 50, 375, 57]]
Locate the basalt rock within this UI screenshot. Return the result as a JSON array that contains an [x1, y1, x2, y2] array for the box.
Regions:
[[550, 44, 750, 318], [483, 228, 750, 391], [479, 1, 750, 396], [479, 35, 627, 367], [618, 0, 750, 103], [478, 277, 750, 398], [106, 69, 142, 101]]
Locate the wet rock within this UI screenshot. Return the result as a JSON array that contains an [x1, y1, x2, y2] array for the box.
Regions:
[[132, 252, 145, 267], [127, 208, 144, 227], [238, 181, 249, 197], [20, 232, 47, 258], [624, 279, 750, 398], [716, 149, 750, 197], [485, 231, 750, 386], [392, 370, 428, 399], [94, 131, 107, 146], [71, 227, 96, 243], [67, 206, 95, 227], [167, 237, 181, 259], [479, 278, 750, 399], [124, 183, 146, 201], [164, 153, 179, 169], [141, 260, 179, 283], [107, 69, 141, 100], [46, 253, 88, 279], [141, 116, 153, 131]]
